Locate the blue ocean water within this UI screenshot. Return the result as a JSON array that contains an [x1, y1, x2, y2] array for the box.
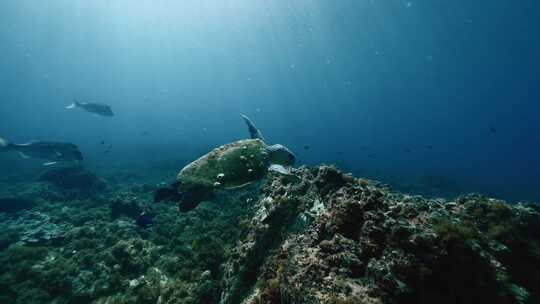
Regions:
[[1, 0, 539, 201]]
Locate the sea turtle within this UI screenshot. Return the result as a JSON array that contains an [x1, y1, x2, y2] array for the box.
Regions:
[[154, 115, 296, 212]]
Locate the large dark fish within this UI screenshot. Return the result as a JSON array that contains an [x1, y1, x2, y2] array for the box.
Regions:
[[0, 137, 83, 166], [66, 100, 114, 117]]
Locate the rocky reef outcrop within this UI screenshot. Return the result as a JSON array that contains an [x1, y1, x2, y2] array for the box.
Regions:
[[221, 166, 540, 304], [37, 165, 106, 192], [0, 196, 35, 213], [0, 165, 538, 304]]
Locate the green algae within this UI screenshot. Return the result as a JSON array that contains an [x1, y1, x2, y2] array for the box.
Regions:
[[0, 175, 255, 304]]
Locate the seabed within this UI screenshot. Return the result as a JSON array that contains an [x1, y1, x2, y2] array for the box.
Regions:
[[0, 165, 538, 304]]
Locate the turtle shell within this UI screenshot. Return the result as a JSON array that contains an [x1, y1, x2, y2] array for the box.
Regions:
[[177, 139, 269, 194]]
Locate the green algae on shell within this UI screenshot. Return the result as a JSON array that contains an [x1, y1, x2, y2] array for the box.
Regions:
[[177, 139, 269, 196]]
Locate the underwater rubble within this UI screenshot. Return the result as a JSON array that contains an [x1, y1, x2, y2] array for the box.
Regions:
[[0, 165, 539, 303]]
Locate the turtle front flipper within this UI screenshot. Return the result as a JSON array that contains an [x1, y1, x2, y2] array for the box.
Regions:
[[178, 185, 213, 212], [155, 183, 211, 212], [267, 144, 296, 166], [154, 182, 182, 203]]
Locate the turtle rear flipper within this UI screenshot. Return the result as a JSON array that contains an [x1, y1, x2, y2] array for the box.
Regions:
[[268, 164, 301, 183], [241, 114, 265, 141]]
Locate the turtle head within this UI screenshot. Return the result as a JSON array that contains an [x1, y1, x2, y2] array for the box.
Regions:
[[267, 144, 296, 166]]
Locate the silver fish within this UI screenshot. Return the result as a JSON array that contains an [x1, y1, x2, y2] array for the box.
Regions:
[[66, 100, 114, 117], [0, 137, 83, 166]]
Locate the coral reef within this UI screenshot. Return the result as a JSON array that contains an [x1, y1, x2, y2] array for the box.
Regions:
[[37, 165, 107, 192], [109, 192, 146, 220], [0, 165, 538, 303], [222, 166, 540, 304]]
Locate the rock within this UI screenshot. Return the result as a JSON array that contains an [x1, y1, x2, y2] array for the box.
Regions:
[[109, 193, 144, 220], [72, 266, 114, 300], [111, 239, 159, 275], [222, 166, 540, 304], [37, 165, 106, 191], [0, 211, 71, 245], [0, 196, 35, 213]]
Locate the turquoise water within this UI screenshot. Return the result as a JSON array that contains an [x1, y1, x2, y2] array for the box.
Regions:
[[1, 0, 539, 201]]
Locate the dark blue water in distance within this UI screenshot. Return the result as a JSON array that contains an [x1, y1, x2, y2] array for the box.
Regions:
[[1, 0, 539, 202]]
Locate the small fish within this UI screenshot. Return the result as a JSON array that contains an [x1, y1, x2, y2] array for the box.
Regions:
[[136, 212, 154, 228], [100, 140, 105, 145], [66, 100, 114, 117], [0, 137, 83, 166], [490, 127, 497, 134], [303, 145, 310, 150], [142, 131, 149, 136]]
